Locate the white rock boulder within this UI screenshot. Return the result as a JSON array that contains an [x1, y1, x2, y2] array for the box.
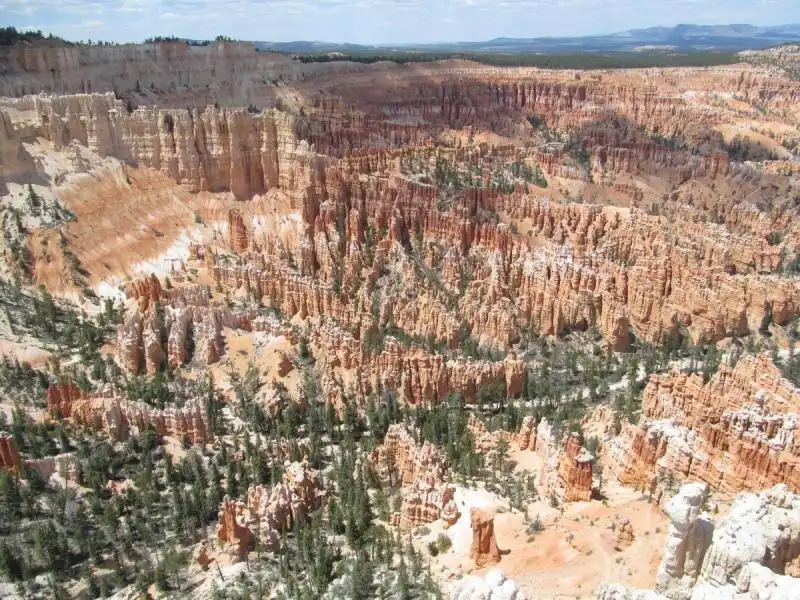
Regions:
[[450, 570, 525, 600]]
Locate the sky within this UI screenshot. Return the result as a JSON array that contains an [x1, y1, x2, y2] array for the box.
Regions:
[[2, 0, 800, 45]]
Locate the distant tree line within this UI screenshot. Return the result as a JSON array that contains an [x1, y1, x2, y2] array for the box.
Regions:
[[143, 35, 237, 45], [0, 27, 66, 46], [289, 50, 740, 69]]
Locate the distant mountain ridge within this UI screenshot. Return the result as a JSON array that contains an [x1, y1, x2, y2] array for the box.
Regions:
[[256, 23, 800, 54]]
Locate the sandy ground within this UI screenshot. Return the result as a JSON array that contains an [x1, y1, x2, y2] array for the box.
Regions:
[[57, 165, 207, 287], [208, 328, 302, 407], [414, 452, 670, 600], [0, 339, 52, 367]]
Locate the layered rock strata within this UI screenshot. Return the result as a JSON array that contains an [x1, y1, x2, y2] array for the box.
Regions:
[[24, 453, 79, 482], [5, 78, 799, 354], [0, 41, 346, 100], [467, 414, 594, 505], [606, 354, 800, 497], [69, 396, 212, 444], [370, 424, 448, 487], [216, 497, 254, 561], [314, 326, 525, 406], [117, 277, 256, 374], [46, 380, 84, 418], [0, 433, 78, 480]]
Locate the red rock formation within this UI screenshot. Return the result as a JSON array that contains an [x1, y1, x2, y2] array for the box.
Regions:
[[470, 508, 501, 568], [11, 83, 795, 352], [0, 432, 77, 481], [370, 424, 457, 529], [556, 434, 595, 502], [24, 453, 78, 482], [514, 416, 536, 450], [216, 497, 253, 561], [467, 413, 513, 453], [391, 478, 459, 530], [125, 274, 163, 312], [0, 433, 21, 473], [228, 209, 249, 253], [370, 424, 447, 487], [281, 458, 326, 520], [218, 459, 324, 558], [537, 428, 594, 503], [245, 484, 292, 551], [194, 543, 212, 571], [314, 325, 525, 406], [46, 380, 84, 418], [116, 281, 253, 375], [70, 397, 213, 444], [277, 354, 294, 377], [202, 166, 799, 354], [607, 354, 800, 496]]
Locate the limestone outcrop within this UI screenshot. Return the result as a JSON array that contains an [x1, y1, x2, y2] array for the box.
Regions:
[[692, 562, 800, 600], [8, 36, 800, 600], [451, 570, 526, 600], [514, 416, 536, 451], [467, 413, 513, 454], [597, 483, 800, 600], [2, 92, 308, 200], [311, 326, 526, 406], [370, 424, 448, 487], [196, 168, 800, 358], [655, 483, 713, 599], [0, 433, 78, 480], [0, 41, 339, 100], [391, 478, 459, 530], [470, 508, 501, 568], [6, 79, 798, 355], [697, 484, 800, 590], [596, 583, 666, 600], [607, 354, 800, 497], [24, 453, 79, 482], [228, 209, 250, 253], [116, 277, 293, 376]]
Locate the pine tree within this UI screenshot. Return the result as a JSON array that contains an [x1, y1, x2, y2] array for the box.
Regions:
[[0, 541, 23, 581], [397, 551, 411, 600], [349, 550, 373, 600]]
